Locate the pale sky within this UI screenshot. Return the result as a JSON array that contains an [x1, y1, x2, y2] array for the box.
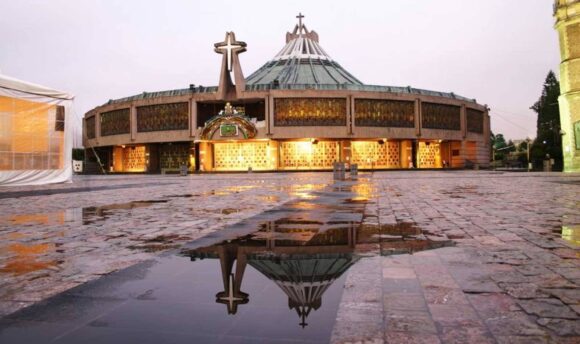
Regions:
[[1, 0, 560, 140]]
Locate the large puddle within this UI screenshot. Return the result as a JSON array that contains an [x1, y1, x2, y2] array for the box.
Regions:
[[1, 179, 457, 342]]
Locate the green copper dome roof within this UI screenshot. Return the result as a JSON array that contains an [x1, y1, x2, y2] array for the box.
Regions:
[[245, 20, 363, 86]]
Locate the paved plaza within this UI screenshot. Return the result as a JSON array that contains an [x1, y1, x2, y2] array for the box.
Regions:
[[0, 171, 579, 343]]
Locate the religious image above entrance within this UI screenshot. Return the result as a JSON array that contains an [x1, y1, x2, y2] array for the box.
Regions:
[[84, 14, 490, 172]]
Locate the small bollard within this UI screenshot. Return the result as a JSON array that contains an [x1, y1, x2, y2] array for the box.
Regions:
[[180, 164, 188, 176], [248, 166, 253, 173], [350, 163, 358, 176], [333, 162, 346, 180]]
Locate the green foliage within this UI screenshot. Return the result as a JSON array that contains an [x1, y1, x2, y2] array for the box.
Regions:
[[491, 133, 508, 161], [531, 71, 562, 170]]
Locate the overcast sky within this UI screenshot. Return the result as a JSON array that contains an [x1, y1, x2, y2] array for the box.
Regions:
[[1, 0, 560, 140]]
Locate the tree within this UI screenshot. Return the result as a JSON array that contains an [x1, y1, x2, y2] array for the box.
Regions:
[[491, 133, 508, 161], [531, 71, 562, 170]]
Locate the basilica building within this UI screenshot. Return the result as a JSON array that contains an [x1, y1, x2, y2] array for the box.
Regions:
[[83, 15, 490, 173]]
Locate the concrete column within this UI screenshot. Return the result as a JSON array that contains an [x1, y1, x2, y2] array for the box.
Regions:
[[460, 104, 467, 139], [130, 106, 137, 141], [414, 99, 421, 137], [268, 95, 275, 135], [190, 100, 197, 138], [265, 96, 271, 136], [348, 96, 355, 135], [483, 108, 490, 147], [95, 113, 101, 144]]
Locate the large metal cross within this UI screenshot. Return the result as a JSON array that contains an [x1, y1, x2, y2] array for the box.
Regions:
[[214, 32, 246, 72], [297, 12, 305, 28]]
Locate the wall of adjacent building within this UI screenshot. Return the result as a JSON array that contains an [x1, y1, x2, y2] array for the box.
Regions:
[[555, 0, 580, 172]]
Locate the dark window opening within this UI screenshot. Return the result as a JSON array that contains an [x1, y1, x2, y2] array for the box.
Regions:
[[196, 100, 265, 128], [55, 106, 65, 131]]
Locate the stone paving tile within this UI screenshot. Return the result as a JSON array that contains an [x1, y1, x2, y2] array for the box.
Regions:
[[517, 298, 579, 319], [0, 173, 332, 315], [334, 171, 580, 343], [2, 171, 580, 343]]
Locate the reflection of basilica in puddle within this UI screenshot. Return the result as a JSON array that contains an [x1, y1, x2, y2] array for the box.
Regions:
[[182, 218, 454, 327], [184, 221, 359, 327]]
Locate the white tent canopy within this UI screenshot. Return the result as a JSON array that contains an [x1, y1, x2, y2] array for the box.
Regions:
[[0, 73, 75, 186]]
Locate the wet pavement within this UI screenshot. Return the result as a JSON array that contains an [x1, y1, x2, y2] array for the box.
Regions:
[[0, 171, 579, 343]]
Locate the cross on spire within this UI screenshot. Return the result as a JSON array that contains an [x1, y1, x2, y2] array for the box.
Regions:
[[297, 12, 305, 28]]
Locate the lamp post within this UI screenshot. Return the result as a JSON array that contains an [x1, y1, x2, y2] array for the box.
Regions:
[[526, 138, 531, 171]]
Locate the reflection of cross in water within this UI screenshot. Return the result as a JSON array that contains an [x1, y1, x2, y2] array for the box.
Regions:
[[215, 244, 248, 314], [216, 273, 246, 314]]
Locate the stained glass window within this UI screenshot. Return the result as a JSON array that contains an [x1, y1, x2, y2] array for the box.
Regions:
[[274, 98, 346, 126], [354, 99, 414, 127], [137, 102, 189, 132], [467, 109, 484, 133], [100, 108, 130, 136], [85, 116, 96, 139], [421, 103, 460, 130]]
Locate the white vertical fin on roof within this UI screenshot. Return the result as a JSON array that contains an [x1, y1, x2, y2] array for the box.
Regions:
[[272, 15, 332, 62]]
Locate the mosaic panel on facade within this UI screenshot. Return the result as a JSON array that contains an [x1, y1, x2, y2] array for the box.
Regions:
[[350, 141, 400, 168], [137, 102, 189, 132], [160, 144, 190, 169], [417, 142, 441, 168], [122, 146, 147, 172], [354, 99, 414, 127], [213, 142, 271, 171], [274, 98, 346, 126], [467, 109, 484, 133], [100, 108, 130, 136], [85, 116, 96, 139], [279, 141, 338, 169], [421, 103, 460, 130]]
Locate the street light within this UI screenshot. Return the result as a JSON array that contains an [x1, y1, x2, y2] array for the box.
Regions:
[[526, 138, 531, 172]]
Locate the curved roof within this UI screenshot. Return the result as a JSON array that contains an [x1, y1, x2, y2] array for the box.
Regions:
[[245, 21, 363, 86], [96, 17, 480, 108]]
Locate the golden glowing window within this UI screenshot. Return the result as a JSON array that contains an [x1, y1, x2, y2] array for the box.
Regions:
[[351, 141, 400, 168], [274, 98, 346, 126], [279, 141, 338, 169], [417, 142, 442, 168], [213, 142, 272, 171], [122, 146, 147, 172], [0, 96, 64, 171]]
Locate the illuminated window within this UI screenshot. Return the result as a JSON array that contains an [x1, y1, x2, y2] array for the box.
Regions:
[[274, 98, 346, 126], [355, 99, 414, 127]]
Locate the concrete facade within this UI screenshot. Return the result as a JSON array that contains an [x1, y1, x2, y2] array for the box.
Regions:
[[83, 19, 491, 172]]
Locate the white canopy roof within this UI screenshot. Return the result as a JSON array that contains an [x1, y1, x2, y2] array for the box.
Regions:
[[0, 73, 74, 101]]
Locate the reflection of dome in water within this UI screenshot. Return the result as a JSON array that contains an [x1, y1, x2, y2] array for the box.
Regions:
[[249, 253, 357, 327]]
